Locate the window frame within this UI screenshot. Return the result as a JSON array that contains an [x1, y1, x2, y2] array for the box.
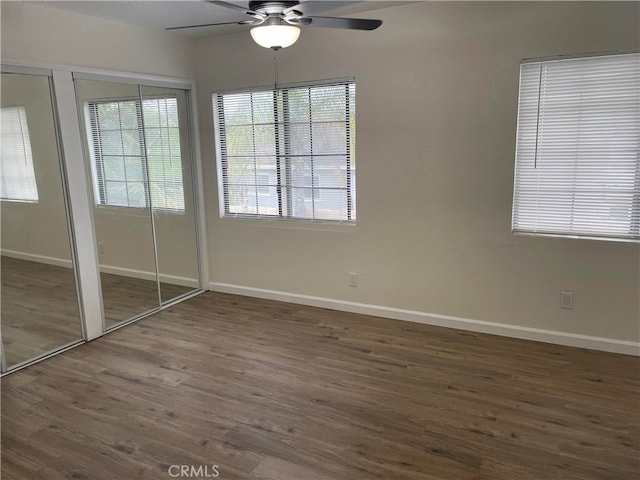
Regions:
[[0, 105, 39, 203], [511, 51, 640, 243], [84, 95, 186, 213], [213, 78, 356, 224]]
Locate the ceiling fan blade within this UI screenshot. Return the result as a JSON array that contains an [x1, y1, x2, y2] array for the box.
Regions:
[[298, 16, 382, 31], [283, 1, 359, 17], [206, 1, 262, 17], [166, 20, 254, 31]]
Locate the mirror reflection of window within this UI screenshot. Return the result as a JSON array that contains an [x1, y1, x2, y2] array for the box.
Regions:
[[84, 97, 185, 212], [0, 106, 39, 202], [1, 71, 83, 372]]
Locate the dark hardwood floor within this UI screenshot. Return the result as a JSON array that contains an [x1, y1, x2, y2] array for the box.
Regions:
[[1, 256, 83, 367], [1, 256, 195, 367], [100, 272, 195, 328], [2, 292, 639, 479]]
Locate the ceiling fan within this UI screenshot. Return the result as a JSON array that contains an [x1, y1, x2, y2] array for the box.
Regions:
[[166, 1, 383, 49]]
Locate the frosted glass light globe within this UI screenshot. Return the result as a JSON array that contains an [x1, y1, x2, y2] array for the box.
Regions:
[[250, 25, 301, 49]]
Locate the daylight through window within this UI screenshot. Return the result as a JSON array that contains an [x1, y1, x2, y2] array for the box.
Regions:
[[0, 106, 39, 202], [512, 53, 640, 242], [86, 97, 184, 211], [213, 80, 356, 221]]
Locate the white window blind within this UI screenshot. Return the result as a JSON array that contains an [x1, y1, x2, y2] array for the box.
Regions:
[[213, 80, 356, 221], [86, 97, 184, 211], [512, 53, 640, 242], [0, 106, 39, 202]]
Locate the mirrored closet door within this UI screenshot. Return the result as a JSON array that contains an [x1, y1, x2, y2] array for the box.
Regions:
[[141, 85, 200, 304], [75, 79, 160, 328], [0, 70, 84, 371], [74, 77, 200, 330]]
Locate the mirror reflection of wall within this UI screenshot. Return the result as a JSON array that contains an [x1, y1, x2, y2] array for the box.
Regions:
[[75, 79, 161, 328], [0, 71, 83, 370], [0, 67, 203, 374], [75, 78, 201, 329], [141, 85, 200, 304]]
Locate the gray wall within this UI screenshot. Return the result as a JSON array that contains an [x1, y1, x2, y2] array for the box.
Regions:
[[2, 1, 639, 343], [1, 2, 199, 281], [1, 74, 73, 261], [195, 2, 640, 342]]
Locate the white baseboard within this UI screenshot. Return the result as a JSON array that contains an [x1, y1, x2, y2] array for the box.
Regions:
[[210, 282, 640, 357], [2, 249, 73, 268], [98, 264, 198, 288], [2, 249, 198, 288]]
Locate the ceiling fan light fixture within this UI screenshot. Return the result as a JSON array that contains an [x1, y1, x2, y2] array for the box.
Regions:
[[250, 24, 300, 50]]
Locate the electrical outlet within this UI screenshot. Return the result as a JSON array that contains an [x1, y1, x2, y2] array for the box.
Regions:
[[348, 272, 358, 288], [561, 291, 574, 310], [98, 242, 105, 254]]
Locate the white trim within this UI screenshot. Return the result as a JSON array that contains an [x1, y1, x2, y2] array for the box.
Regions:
[[1, 60, 194, 90], [1, 249, 73, 268], [214, 76, 355, 96], [0, 64, 52, 76], [521, 49, 639, 64], [210, 283, 640, 357], [1, 249, 198, 288], [99, 265, 198, 288], [163, 275, 197, 288], [52, 70, 105, 341], [188, 84, 210, 289], [72, 71, 192, 90]]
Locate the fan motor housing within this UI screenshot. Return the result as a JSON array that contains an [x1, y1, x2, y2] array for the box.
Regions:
[[249, 1, 299, 14]]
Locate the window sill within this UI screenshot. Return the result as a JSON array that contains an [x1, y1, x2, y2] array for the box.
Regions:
[[93, 205, 186, 216], [219, 214, 357, 232], [512, 230, 640, 244], [0, 199, 39, 204]]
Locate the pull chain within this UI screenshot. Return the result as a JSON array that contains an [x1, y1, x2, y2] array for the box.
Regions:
[[273, 50, 279, 91]]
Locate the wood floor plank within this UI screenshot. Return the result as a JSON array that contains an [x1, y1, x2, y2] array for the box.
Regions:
[[1, 256, 197, 367], [2, 291, 638, 479]]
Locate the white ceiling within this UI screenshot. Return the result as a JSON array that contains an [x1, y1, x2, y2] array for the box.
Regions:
[[31, 1, 401, 37]]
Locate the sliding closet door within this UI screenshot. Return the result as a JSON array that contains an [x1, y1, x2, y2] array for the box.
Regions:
[[0, 71, 83, 369], [140, 86, 200, 304], [74, 79, 160, 328]]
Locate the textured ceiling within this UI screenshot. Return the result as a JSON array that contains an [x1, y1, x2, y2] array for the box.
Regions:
[[31, 1, 402, 37]]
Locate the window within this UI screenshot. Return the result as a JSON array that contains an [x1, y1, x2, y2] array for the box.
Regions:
[[213, 80, 356, 221], [86, 97, 184, 211], [0, 106, 39, 202], [304, 175, 320, 200], [512, 53, 640, 242]]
